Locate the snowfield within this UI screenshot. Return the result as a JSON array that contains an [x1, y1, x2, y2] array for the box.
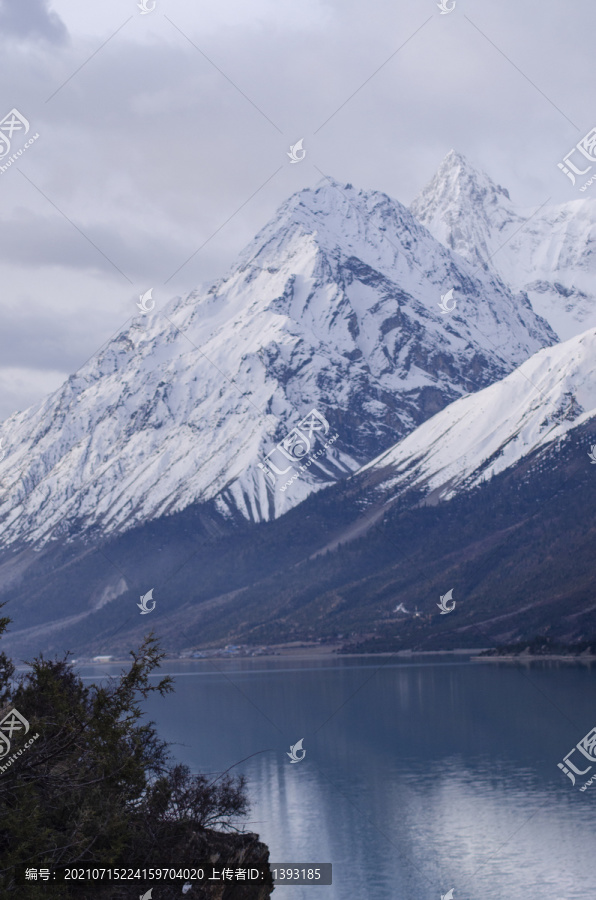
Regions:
[[1, 152, 584, 547]]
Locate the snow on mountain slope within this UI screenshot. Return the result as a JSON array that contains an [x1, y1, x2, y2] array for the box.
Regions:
[[0, 178, 556, 547], [362, 326, 596, 504], [411, 150, 596, 340]]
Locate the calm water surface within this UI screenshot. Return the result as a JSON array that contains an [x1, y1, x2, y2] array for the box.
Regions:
[[80, 655, 596, 900]]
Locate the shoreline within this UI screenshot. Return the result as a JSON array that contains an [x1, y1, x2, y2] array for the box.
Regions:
[[15, 646, 486, 669], [470, 654, 596, 663], [15, 646, 596, 669], [55, 646, 489, 667]]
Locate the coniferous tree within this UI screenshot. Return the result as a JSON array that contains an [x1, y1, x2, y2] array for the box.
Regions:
[[0, 615, 270, 899]]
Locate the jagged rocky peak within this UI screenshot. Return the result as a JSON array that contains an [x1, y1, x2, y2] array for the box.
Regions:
[[412, 149, 511, 217], [410, 150, 516, 261], [411, 151, 596, 341]]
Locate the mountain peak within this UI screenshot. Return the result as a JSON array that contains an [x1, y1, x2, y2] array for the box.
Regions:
[[0, 167, 555, 548], [410, 151, 515, 265], [233, 176, 423, 281], [411, 152, 596, 341], [412, 150, 511, 223], [272, 176, 407, 227], [433, 149, 510, 201]]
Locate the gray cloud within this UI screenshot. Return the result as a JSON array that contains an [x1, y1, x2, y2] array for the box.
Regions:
[[0, 0, 593, 422], [0, 0, 68, 44]]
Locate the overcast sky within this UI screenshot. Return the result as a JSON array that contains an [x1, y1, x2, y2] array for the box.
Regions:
[[0, 0, 593, 421]]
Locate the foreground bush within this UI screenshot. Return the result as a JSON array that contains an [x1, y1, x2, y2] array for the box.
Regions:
[[0, 617, 272, 898]]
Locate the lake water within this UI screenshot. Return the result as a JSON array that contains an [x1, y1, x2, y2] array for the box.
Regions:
[[80, 655, 596, 899]]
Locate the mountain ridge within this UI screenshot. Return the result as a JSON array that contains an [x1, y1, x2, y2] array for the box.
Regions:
[[2, 153, 594, 658], [411, 149, 596, 340], [1, 324, 595, 658], [0, 170, 555, 547], [359, 325, 596, 507]]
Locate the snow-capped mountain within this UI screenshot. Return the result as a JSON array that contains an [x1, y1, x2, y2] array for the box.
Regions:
[[361, 326, 596, 504], [0, 177, 555, 548], [411, 150, 596, 340]]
